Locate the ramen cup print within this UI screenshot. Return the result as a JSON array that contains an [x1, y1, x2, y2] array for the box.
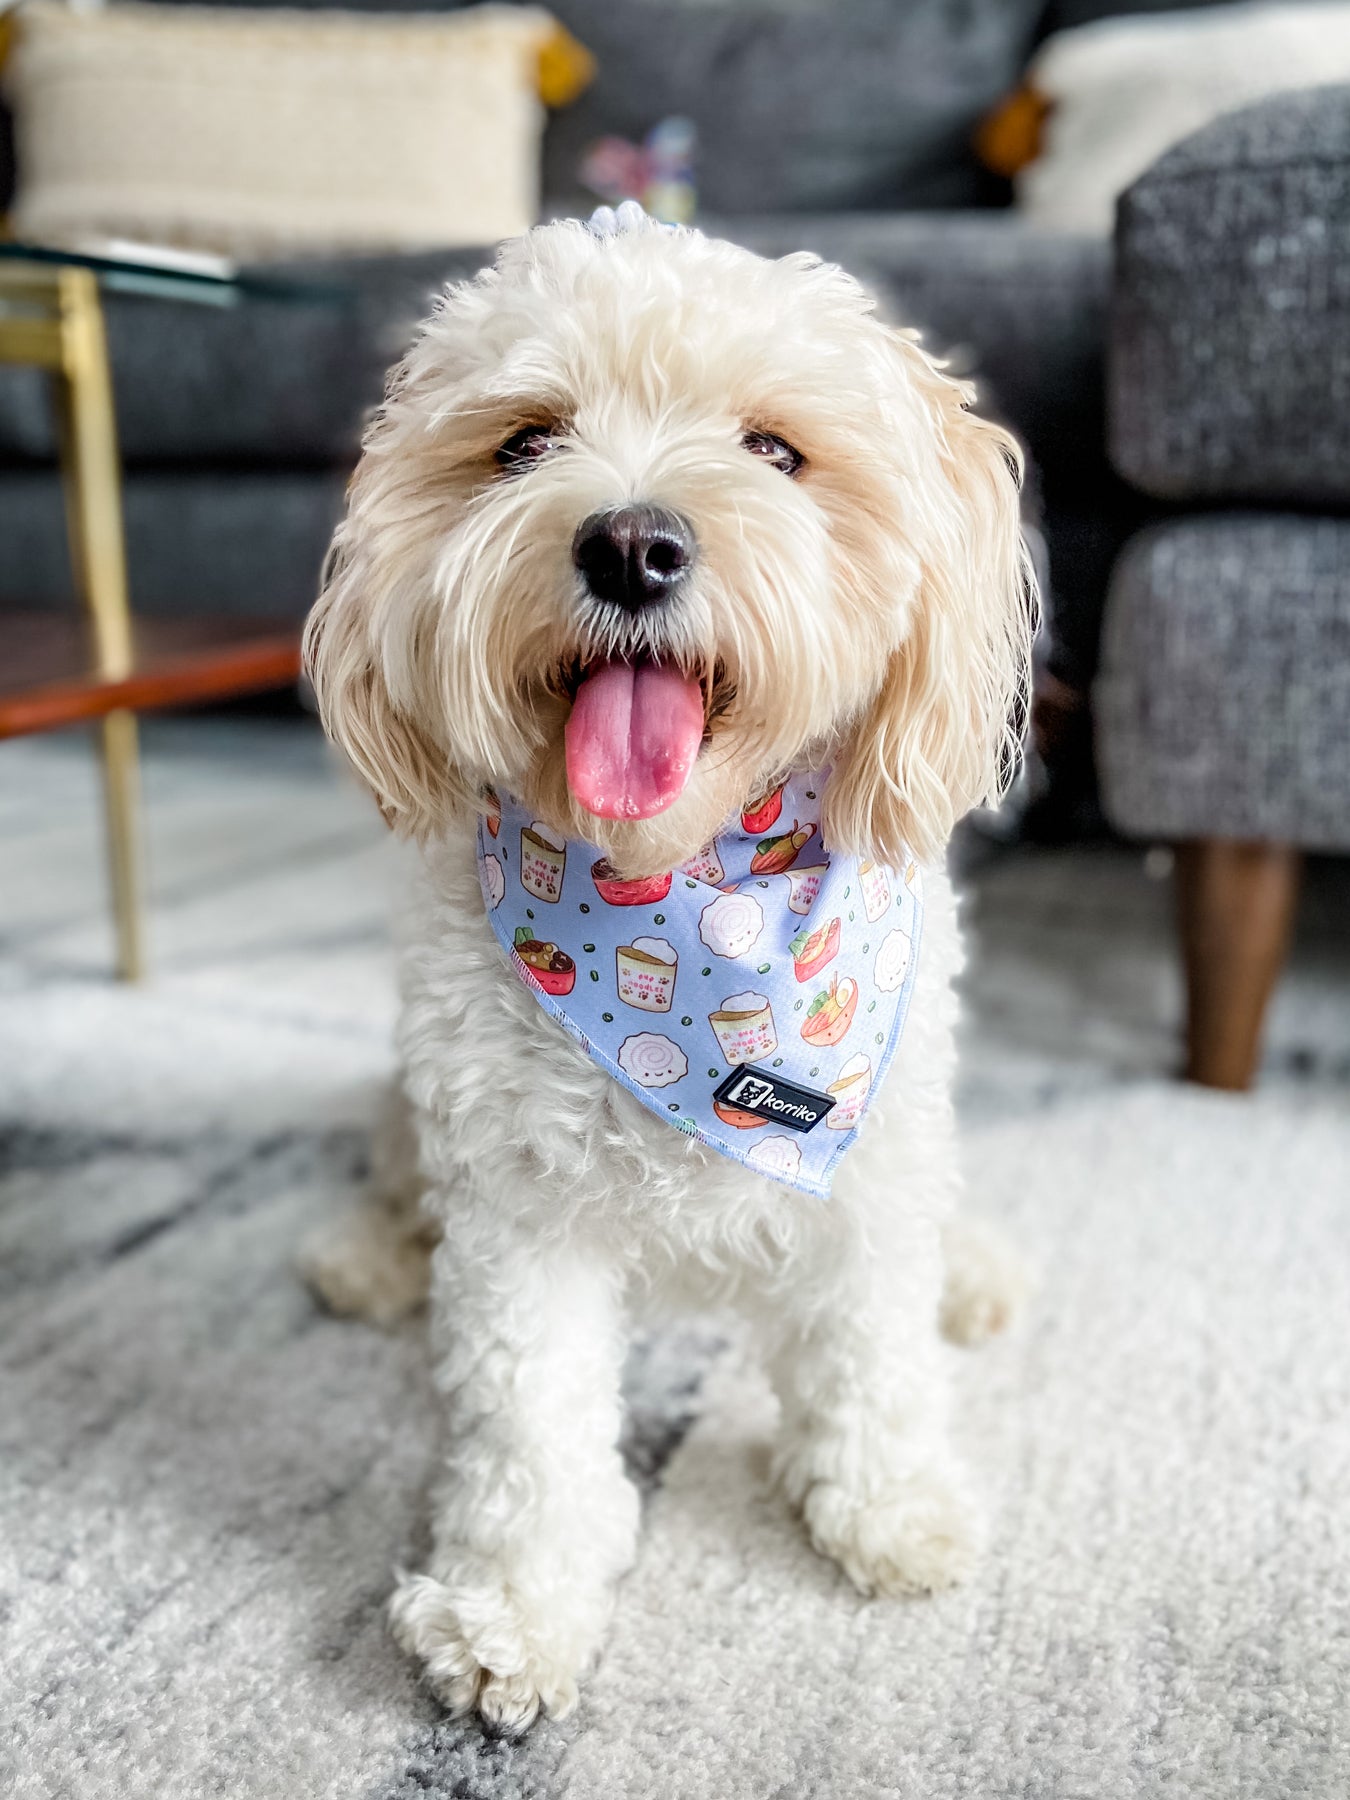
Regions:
[[680, 841, 725, 885], [874, 928, 913, 994], [708, 990, 777, 1065], [859, 860, 891, 922], [825, 1052, 872, 1130], [698, 890, 765, 959], [520, 822, 566, 902], [616, 936, 678, 1012], [617, 1032, 688, 1089], [746, 1134, 802, 1180], [785, 863, 829, 916], [482, 852, 505, 910]]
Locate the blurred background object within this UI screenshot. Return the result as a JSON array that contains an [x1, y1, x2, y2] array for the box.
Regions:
[[580, 117, 697, 225]]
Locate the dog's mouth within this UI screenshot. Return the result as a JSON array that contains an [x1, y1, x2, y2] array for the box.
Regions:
[[557, 654, 731, 821]]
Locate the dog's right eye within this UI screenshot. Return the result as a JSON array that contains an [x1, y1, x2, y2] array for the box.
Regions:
[[495, 426, 559, 470], [742, 430, 804, 477]]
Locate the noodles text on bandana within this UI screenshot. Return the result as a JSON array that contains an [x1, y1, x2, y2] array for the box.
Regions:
[[475, 774, 923, 1198]]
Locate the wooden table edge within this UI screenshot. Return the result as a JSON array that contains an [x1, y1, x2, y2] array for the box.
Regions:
[[0, 635, 303, 739]]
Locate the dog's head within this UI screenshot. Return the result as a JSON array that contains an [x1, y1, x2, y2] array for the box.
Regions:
[[306, 216, 1034, 872]]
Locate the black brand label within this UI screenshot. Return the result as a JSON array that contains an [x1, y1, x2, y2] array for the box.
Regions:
[[712, 1066, 836, 1133]]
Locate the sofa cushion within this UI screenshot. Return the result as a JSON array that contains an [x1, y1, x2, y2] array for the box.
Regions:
[[1096, 516, 1350, 852], [533, 0, 1042, 215], [0, 217, 1110, 477], [718, 212, 1110, 485], [1110, 85, 1350, 505], [0, 249, 487, 467], [0, 468, 347, 617], [0, 215, 1119, 683]]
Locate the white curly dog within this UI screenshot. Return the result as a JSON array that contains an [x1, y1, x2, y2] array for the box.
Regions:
[[303, 210, 1035, 1734]]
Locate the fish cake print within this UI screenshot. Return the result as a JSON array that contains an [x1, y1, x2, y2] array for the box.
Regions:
[[618, 1032, 687, 1088], [699, 891, 765, 959]]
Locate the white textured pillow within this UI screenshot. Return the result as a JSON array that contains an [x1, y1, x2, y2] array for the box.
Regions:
[[1020, 2, 1350, 234], [4, 1, 588, 257]]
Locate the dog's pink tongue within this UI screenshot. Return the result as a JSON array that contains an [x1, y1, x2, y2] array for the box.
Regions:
[[565, 658, 704, 820]]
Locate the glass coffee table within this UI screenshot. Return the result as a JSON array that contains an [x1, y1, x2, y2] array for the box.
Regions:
[[0, 242, 349, 978]]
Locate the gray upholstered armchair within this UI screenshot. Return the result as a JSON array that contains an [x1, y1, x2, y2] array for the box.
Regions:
[[1095, 86, 1350, 1089]]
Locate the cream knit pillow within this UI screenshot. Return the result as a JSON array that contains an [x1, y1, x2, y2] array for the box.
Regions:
[[3, 2, 591, 257], [1019, 2, 1350, 234]]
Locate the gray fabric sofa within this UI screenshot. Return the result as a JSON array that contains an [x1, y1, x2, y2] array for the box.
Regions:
[[1096, 87, 1350, 1089], [0, 224, 1117, 622]]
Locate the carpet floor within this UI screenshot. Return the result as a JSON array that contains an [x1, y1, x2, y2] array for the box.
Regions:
[[3, 720, 1348, 1800]]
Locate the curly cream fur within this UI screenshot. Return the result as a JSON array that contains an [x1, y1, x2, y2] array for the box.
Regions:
[[304, 217, 1035, 1733]]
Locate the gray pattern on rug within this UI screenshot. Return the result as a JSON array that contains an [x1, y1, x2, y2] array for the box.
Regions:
[[2, 722, 1348, 1799]]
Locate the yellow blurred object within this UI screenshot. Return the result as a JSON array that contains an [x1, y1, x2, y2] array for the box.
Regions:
[[974, 84, 1052, 180], [538, 20, 595, 108]]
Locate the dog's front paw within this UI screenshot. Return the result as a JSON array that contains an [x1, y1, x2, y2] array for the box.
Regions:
[[389, 1567, 594, 1733], [801, 1465, 983, 1598]]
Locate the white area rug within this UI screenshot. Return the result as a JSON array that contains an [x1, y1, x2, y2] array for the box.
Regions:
[[3, 723, 1349, 1798], [554, 1088, 1350, 1800]]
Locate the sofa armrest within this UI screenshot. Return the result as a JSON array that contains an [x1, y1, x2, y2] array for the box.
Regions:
[[1108, 85, 1350, 506]]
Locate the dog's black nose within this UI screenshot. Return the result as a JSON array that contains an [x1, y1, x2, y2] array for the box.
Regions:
[[573, 505, 695, 610]]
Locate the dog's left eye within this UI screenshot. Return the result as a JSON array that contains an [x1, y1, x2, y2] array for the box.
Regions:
[[495, 425, 560, 470], [742, 430, 804, 477]]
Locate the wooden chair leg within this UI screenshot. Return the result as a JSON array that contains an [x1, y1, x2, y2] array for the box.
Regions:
[[1175, 839, 1302, 1091]]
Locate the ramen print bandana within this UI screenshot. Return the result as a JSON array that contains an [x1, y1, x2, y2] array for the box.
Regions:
[[475, 774, 924, 1199]]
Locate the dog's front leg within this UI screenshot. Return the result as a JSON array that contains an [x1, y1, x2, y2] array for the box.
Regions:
[[390, 1214, 637, 1733], [767, 1200, 981, 1598]]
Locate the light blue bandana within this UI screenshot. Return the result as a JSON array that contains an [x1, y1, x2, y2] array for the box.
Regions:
[[475, 773, 924, 1198]]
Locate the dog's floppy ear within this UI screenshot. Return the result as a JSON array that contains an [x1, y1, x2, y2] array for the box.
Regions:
[[825, 347, 1036, 867], [303, 528, 467, 841]]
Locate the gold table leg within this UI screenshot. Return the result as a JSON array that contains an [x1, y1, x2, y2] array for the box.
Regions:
[[97, 711, 144, 981], [54, 269, 144, 980], [1, 261, 144, 977]]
